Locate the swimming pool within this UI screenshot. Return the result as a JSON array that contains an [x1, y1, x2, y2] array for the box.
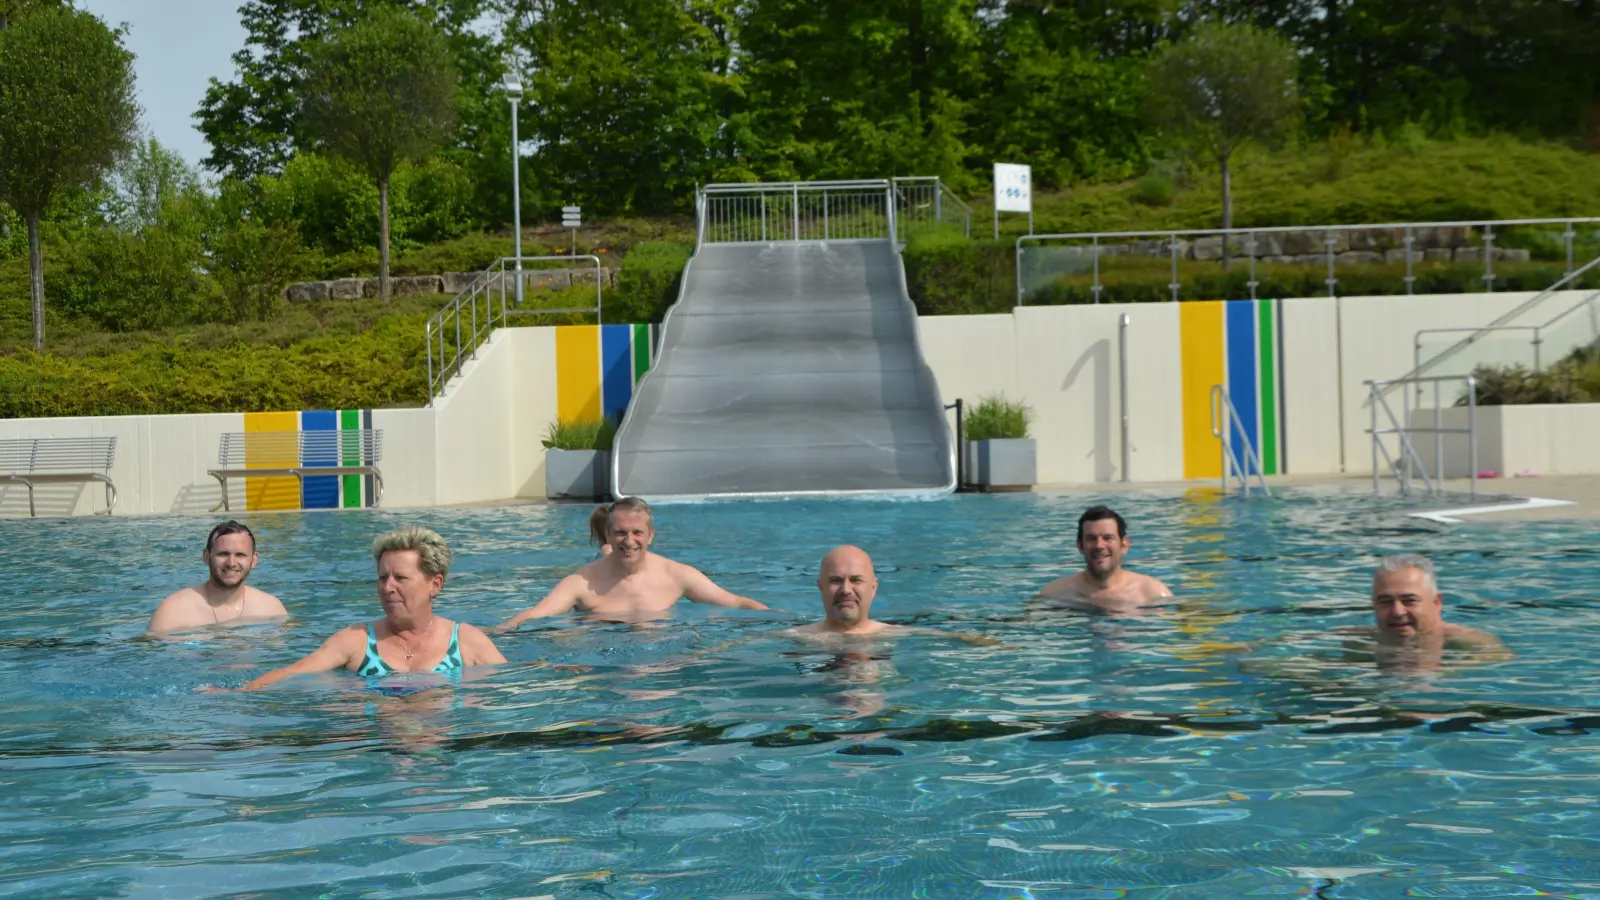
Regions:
[[2, 489, 1597, 898]]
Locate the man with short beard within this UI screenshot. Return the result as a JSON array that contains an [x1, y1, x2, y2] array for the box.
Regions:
[[498, 497, 767, 627], [1037, 505, 1172, 610], [147, 521, 287, 634]]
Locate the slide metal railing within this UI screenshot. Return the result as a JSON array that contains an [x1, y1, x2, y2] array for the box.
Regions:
[[697, 177, 968, 246], [424, 255, 603, 400], [1209, 384, 1271, 496]]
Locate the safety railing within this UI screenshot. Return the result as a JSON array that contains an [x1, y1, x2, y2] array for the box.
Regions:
[[425, 255, 603, 400], [1209, 384, 1271, 496], [697, 177, 967, 246], [1409, 256, 1600, 383], [699, 180, 893, 245], [892, 176, 971, 239], [1365, 375, 1478, 498], [1016, 217, 1600, 306]]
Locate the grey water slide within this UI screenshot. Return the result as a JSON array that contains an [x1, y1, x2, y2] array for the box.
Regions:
[[611, 240, 956, 500]]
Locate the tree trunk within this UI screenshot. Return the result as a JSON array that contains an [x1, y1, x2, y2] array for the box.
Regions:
[[1220, 152, 1233, 271], [378, 173, 391, 303], [27, 210, 44, 351]]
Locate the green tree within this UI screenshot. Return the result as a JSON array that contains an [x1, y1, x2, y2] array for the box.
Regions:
[[1146, 20, 1298, 265], [0, 5, 137, 349], [197, 1, 497, 181], [734, 0, 982, 186], [506, 0, 738, 214], [299, 6, 458, 302]]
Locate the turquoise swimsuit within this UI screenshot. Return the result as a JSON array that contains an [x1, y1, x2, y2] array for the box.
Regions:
[[356, 622, 463, 677]]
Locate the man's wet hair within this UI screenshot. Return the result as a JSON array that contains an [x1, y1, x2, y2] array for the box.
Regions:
[[1375, 553, 1438, 593], [206, 520, 256, 553], [1077, 505, 1127, 541], [607, 496, 654, 530]]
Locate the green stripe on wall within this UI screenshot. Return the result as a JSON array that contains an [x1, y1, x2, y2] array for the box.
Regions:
[[1257, 301, 1278, 475], [632, 323, 650, 382], [340, 408, 361, 508]]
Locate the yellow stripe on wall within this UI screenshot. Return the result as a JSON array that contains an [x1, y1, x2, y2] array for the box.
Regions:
[[1180, 301, 1227, 480], [555, 325, 602, 423], [244, 411, 300, 511]]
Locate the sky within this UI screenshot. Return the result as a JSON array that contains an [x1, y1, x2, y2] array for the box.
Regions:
[[79, 0, 248, 170]]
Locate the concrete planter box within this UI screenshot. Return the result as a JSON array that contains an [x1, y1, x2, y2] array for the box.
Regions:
[[1413, 404, 1600, 477], [964, 438, 1037, 491], [545, 449, 611, 499]]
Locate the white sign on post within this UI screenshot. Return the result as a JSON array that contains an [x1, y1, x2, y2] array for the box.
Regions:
[[992, 162, 1033, 238]]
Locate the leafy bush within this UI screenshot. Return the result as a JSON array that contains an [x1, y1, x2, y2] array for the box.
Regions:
[[1467, 353, 1600, 405], [964, 394, 1031, 440], [257, 152, 379, 255], [609, 241, 691, 323], [541, 416, 616, 451], [391, 156, 480, 245], [1133, 173, 1175, 206], [0, 313, 431, 417], [901, 225, 1016, 315]]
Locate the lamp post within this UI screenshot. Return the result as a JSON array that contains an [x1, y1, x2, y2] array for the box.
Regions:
[[502, 71, 524, 308]]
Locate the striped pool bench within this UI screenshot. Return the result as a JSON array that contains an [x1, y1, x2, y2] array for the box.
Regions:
[[209, 430, 383, 512]]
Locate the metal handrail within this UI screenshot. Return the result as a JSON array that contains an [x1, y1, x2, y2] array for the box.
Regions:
[[696, 177, 968, 247], [1365, 374, 1478, 498], [424, 254, 604, 400], [1208, 384, 1271, 496], [1016, 217, 1600, 306], [1398, 253, 1600, 387]]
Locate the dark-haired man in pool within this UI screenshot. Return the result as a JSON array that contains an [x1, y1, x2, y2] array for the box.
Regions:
[[497, 497, 769, 627], [148, 521, 288, 634], [1036, 505, 1172, 611]]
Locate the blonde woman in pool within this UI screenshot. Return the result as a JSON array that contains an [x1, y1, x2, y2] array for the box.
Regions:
[[237, 525, 505, 690]]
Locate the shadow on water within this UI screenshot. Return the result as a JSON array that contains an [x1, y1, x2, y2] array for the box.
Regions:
[[4, 704, 1596, 763]]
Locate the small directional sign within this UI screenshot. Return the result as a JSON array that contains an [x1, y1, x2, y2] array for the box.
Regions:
[[561, 205, 581, 228]]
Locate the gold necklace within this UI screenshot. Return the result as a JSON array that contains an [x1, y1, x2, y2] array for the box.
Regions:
[[208, 585, 246, 623], [393, 616, 436, 661]]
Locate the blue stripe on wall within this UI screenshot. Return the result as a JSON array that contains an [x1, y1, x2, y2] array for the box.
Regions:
[[300, 410, 340, 509], [601, 324, 634, 424], [1225, 300, 1260, 473]]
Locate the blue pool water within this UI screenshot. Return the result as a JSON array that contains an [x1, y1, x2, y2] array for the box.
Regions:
[[2, 489, 1598, 898]]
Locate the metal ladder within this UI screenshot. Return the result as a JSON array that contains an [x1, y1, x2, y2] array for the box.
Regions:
[[1209, 385, 1271, 496], [1365, 374, 1479, 498]]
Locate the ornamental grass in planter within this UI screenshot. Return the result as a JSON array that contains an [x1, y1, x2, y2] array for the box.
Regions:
[[542, 416, 616, 499], [963, 394, 1036, 490]]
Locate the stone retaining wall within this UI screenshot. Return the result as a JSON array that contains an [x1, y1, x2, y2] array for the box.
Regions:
[[283, 267, 619, 302]]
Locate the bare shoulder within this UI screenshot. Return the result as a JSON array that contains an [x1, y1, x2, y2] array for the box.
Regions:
[[1444, 622, 1508, 651], [247, 587, 289, 615], [147, 586, 205, 632], [1037, 573, 1086, 599], [1136, 572, 1174, 600]]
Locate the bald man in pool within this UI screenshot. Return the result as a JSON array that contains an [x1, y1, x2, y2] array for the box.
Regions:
[[147, 521, 288, 634], [1036, 505, 1172, 611], [788, 545, 999, 645], [497, 497, 769, 627]]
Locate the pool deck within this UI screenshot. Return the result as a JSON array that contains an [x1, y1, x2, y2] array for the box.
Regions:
[[1035, 473, 1600, 521]]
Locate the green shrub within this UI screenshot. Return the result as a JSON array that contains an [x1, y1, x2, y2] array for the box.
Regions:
[[964, 394, 1031, 440], [1467, 352, 1600, 405], [609, 241, 692, 323], [1133, 173, 1175, 206], [541, 416, 616, 451], [901, 224, 1016, 315]]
